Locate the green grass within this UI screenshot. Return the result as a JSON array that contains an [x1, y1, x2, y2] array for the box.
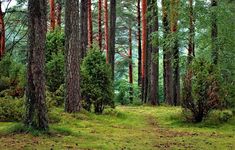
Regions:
[[0, 106, 234, 150]]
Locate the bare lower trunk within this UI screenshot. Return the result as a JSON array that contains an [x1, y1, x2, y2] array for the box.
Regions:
[[88, 0, 93, 47], [98, 0, 102, 50], [211, 0, 218, 65], [104, 0, 109, 63], [25, 0, 48, 130], [128, 28, 133, 104], [56, 0, 62, 28], [108, 0, 116, 80], [162, 0, 173, 105], [149, 0, 159, 105], [65, 0, 81, 113], [80, 0, 88, 58]]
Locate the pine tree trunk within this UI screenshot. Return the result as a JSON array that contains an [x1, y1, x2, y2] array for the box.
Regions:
[[65, 0, 81, 113], [141, 0, 147, 102], [162, 0, 173, 105], [50, 0, 56, 30], [0, 2, 5, 59], [56, 0, 62, 28], [80, 0, 88, 58], [104, 0, 109, 63], [137, 0, 142, 88], [98, 0, 102, 50], [88, 0, 93, 47], [184, 0, 195, 103], [108, 0, 116, 80], [211, 0, 218, 65], [25, 0, 48, 130], [149, 0, 159, 105], [171, 0, 180, 106], [128, 27, 133, 104]]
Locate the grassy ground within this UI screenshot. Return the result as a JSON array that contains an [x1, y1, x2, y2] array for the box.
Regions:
[[0, 106, 234, 150]]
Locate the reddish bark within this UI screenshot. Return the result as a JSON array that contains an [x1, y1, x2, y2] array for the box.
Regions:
[[128, 27, 133, 103], [50, 0, 56, 30], [98, 0, 102, 49], [0, 2, 5, 58], [88, 0, 93, 47], [141, 0, 147, 102], [104, 0, 109, 63]]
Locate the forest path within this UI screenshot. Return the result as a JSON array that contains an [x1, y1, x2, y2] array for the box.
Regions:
[[0, 106, 234, 150]]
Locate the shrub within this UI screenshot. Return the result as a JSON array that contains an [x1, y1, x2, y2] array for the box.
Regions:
[[45, 52, 65, 92], [182, 58, 221, 122], [0, 97, 24, 122], [46, 29, 65, 62], [81, 45, 114, 114], [0, 54, 26, 97]]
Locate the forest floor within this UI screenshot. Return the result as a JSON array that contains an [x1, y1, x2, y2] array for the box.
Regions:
[[0, 106, 234, 150]]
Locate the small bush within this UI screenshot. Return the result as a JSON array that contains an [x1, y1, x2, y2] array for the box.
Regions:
[[81, 45, 114, 114], [46, 52, 65, 92], [0, 97, 24, 122], [182, 58, 221, 122]]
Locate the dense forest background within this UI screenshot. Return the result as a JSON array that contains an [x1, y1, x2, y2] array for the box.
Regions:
[[0, 0, 234, 149]]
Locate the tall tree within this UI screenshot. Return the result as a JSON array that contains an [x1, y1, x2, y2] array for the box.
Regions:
[[88, 0, 93, 47], [128, 27, 133, 103], [183, 0, 195, 102], [104, 0, 109, 63], [141, 0, 147, 102], [80, 0, 88, 58], [211, 0, 218, 65], [170, 0, 180, 105], [98, 0, 102, 49], [55, 0, 62, 28], [108, 0, 116, 80], [65, 0, 81, 113], [162, 0, 173, 105], [25, 0, 48, 130], [0, 1, 5, 59], [50, 0, 56, 30], [149, 0, 159, 105], [137, 0, 142, 87]]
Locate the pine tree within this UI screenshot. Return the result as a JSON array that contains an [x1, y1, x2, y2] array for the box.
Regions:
[[65, 0, 81, 113], [0, 1, 5, 58], [25, 0, 48, 130]]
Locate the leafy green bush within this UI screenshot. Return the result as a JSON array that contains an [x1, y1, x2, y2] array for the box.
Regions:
[[81, 45, 114, 114], [45, 51, 65, 92], [182, 58, 221, 122], [205, 110, 233, 125], [46, 29, 65, 62], [0, 97, 24, 122], [0, 54, 26, 97]]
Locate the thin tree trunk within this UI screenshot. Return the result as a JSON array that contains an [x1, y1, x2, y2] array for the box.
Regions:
[[56, 0, 62, 28], [80, 0, 88, 58], [108, 0, 116, 80], [104, 0, 109, 63], [141, 0, 147, 102], [137, 0, 142, 87], [0, 2, 5, 59], [162, 0, 173, 105], [88, 0, 93, 47], [98, 0, 102, 50], [128, 27, 133, 104], [65, 0, 81, 113], [171, 0, 180, 106], [184, 0, 195, 103], [50, 0, 56, 30], [25, 0, 48, 130], [149, 0, 159, 105], [211, 0, 218, 65]]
